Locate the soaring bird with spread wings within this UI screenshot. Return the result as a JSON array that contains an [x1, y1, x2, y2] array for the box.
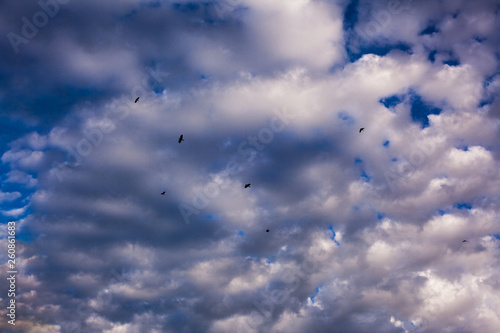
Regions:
[[178, 134, 184, 143], [244, 183, 251, 188], [135, 97, 140, 103], [359, 127, 365, 133]]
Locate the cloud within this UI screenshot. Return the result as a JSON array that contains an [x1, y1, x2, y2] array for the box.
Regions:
[[0, 0, 499, 332], [0, 191, 22, 203], [1, 204, 29, 217], [4, 170, 38, 188]]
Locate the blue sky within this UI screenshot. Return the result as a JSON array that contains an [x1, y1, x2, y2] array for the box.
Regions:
[[1, 0, 500, 332]]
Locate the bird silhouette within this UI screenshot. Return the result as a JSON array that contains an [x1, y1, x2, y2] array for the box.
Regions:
[[463, 240, 467, 243], [244, 183, 251, 188], [161, 191, 165, 195], [178, 134, 184, 143], [266, 229, 269, 232], [135, 97, 140, 103], [359, 127, 365, 133]]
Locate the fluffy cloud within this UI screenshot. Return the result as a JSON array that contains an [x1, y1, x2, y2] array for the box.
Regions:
[[0, 0, 499, 332]]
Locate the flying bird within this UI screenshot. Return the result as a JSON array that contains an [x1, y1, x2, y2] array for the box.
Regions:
[[135, 97, 140, 103], [462, 240, 467, 243], [244, 184, 251, 188], [178, 134, 184, 143], [161, 191, 165, 195], [266, 229, 269, 232], [359, 127, 365, 133]]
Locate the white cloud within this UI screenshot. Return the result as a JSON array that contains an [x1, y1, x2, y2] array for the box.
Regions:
[[1, 0, 499, 332], [0, 190, 21, 203]]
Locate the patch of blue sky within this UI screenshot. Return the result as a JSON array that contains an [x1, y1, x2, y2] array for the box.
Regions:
[[343, 0, 413, 62], [360, 170, 371, 182], [419, 25, 439, 35], [0, 116, 33, 159], [0, 183, 33, 223], [0, 193, 23, 209], [455, 202, 472, 210], [1, 178, 31, 195], [347, 42, 412, 63], [265, 254, 277, 264], [443, 58, 460, 66], [477, 75, 498, 106], [23, 87, 111, 128], [479, 100, 491, 107], [409, 91, 442, 128], [310, 285, 322, 304], [328, 225, 340, 246], [428, 50, 438, 63], [429, 50, 462, 67], [379, 95, 403, 109], [342, 0, 359, 31]]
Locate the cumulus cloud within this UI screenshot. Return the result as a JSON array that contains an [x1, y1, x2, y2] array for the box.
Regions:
[[0, 0, 499, 332]]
